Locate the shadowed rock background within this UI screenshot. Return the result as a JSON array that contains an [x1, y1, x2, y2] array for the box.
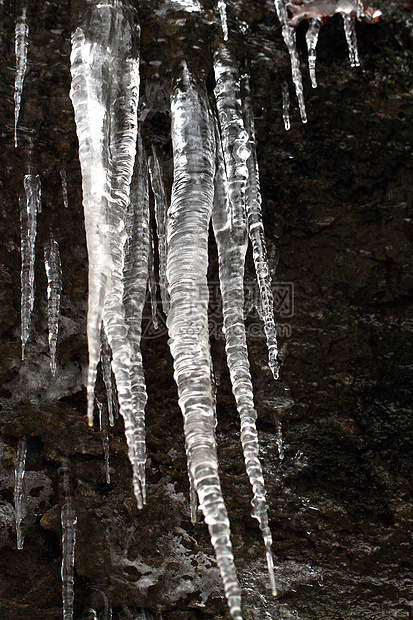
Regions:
[[0, 0, 412, 618]]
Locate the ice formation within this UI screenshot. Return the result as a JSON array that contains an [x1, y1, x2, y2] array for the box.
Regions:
[[168, 61, 242, 618], [306, 18, 322, 88], [218, 0, 229, 41], [14, 436, 27, 550], [44, 230, 62, 376], [97, 399, 111, 484], [342, 14, 360, 66], [60, 170, 69, 209], [282, 81, 291, 130], [274, 0, 307, 122], [69, 0, 146, 508], [14, 8, 29, 147], [20, 174, 41, 360], [60, 460, 77, 620]]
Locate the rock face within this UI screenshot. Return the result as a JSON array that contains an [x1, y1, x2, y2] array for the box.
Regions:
[[0, 0, 412, 618]]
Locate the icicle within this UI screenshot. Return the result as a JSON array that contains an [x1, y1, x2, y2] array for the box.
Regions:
[[306, 18, 322, 88], [60, 170, 69, 208], [44, 230, 62, 376], [342, 15, 360, 67], [60, 460, 77, 620], [147, 227, 159, 330], [273, 0, 307, 123], [14, 436, 27, 550], [20, 174, 40, 360], [100, 326, 115, 427], [281, 81, 290, 131], [97, 399, 111, 484], [70, 2, 146, 509], [218, 0, 229, 41], [14, 8, 29, 147], [123, 132, 150, 508], [241, 73, 279, 381], [148, 148, 169, 315], [213, 44, 250, 240], [168, 62, 241, 620], [276, 418, 284, 460], [212, 112, 277, 596]]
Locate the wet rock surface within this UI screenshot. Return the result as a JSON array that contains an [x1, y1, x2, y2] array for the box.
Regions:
[[0, 0, 412, 618]]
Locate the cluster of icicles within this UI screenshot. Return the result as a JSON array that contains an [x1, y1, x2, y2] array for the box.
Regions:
[[14, 0, 380, 618]]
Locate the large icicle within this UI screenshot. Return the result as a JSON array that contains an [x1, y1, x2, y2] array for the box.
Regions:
[[14, 436, 27, 550], [168, 62, 241, 619], [70, 1, 145, 507], [14, 8, 29, 147], [342, 15, 360, 67], [212, 47, 276, 593], [44, 230, 62, 376], [20, 174, 40, 359], [274, 0, 307, 122], [60, 460, 77, 620], [122, 132, 150, 507], [148, 146, 169, 314], [306, 18, 322, 88], [241, 73, 279, 381]]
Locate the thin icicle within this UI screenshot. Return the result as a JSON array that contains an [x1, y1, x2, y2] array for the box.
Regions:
[[281, 81, 290, 131], [123, 132, 150, 508], [213, 44, 250, 240], [218, 0, 229, 41], [168, 62, 241, 620], [60, 170, 69, 208], [148, 148, 169, 315], [241, 73, 279, 381], [100, 326, 115, 427], [274, 0, 307, 123], [212, 113, 277, 597], [276, 418, 284, 460], [14, 8, 29, 147], [342, 15, 360, 67], [306, 18, 322, 88], [60, 460, 77, 620], [14, 436, 27, 550], [97, 399, 111, 484], [147, 227, 159, 330], [44, 230, 62, 376], [20, 174, 40, 360]]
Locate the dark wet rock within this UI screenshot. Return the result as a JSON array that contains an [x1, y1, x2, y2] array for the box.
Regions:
[[0, 0, 412, 618]]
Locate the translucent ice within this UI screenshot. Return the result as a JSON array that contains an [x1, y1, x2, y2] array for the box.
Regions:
[[20, 174, 40, 360], [60, 461, 77, 620], [274, 0, 307, 122], [14, 436, 27, 550], [14, 8, 29, 147], [168, 62, 241, 619], [342, 15, 360, 67], [148, 147, 169, 314], [306, 18, 322, 88], [44, 230, 62, 376]]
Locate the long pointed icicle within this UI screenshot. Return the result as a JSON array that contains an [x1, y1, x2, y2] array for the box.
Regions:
[[123, 132, 150, 507], [306, 18, 322, 88], [148, 146, 169, 314], [14, 8, 29, 147], [44, 230, 62, 376], [168, 62, 241, 620], [241, 74, 279, 381], [60, 460, 77, 620], [70, 2, 145, 508], [273, 0, 307, 122], [20, 174, 40, 359], [14, 436, 27, 550], [342, 15, 360, 67], [213, 125, 277, 597]]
